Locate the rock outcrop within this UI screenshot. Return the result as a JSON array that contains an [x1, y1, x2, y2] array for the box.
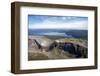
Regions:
[[29, 38, 87, 58]]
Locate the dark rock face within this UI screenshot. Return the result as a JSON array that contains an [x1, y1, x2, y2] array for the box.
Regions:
[[48, 41, 58, 51], [47, 42, 87, 58], [29, 39, 87, 58], [57, 42, 87, 58]]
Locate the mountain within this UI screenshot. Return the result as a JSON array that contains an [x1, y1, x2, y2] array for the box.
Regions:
[[28, 29, 88, 40], [28, 36, 88, 60]]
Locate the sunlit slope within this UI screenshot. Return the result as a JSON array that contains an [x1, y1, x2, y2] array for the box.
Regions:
[[28, 35, 87, 60]]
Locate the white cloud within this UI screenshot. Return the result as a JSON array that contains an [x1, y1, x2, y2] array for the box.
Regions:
[[41, 32, 66, 36], [29, 18, 88, 30]]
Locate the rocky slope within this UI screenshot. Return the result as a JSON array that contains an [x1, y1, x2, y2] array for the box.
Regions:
[[28, 35, 88, 60]]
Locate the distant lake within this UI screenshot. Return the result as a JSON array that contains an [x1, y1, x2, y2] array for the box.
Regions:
[[28, 29, 88, 40]]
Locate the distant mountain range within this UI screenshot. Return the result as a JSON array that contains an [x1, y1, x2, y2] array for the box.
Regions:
[[28, 29, 88, 40]]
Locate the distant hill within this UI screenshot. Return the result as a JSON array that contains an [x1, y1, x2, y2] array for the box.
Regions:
[[65, 30, 88, 40], [28, 29, 88, 40]]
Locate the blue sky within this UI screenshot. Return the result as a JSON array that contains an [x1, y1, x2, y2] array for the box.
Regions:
[[28, 15, 88, 30]]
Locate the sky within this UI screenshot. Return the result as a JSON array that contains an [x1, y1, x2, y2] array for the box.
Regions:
[[28, 15, 88, 30]]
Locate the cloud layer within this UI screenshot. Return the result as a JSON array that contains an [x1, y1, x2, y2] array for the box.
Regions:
[[28, 15, 88, 30]]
